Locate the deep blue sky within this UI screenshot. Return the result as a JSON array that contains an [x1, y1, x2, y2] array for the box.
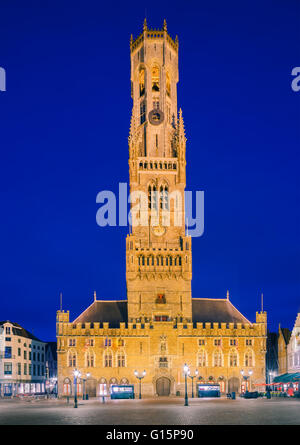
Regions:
[[0, 1, 299, 341]]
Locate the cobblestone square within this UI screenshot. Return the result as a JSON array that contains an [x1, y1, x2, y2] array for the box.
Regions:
[[0, 397, 299, 425]]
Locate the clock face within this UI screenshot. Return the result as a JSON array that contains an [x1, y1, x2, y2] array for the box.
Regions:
[[148, 109, 164, 125], [152, 225, 166, 237]]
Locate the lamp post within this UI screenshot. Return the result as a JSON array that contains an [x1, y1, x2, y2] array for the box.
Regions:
[[73, 369, 81, 408], [188, 369, 198, 398], [183, 364, 189, 406], [268, 371, 274, 385], [134, 370, 146, 399], [240, 369, 253, 392], [82, 372, 91, 400]]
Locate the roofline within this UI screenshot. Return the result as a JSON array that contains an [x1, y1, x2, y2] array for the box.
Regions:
[[94, 299, 128, 303], [192, 297, 252, 325], [227, 299, 252, 325], [192, 298, 227, 301], [73, 299, 128, 323]]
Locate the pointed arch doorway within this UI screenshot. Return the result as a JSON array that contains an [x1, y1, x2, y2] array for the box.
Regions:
[[156, 377, 171, 396]]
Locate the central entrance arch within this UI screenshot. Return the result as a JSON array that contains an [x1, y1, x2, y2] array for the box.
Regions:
[[228, 377, 240, 393], [156, 377, 171, 396]]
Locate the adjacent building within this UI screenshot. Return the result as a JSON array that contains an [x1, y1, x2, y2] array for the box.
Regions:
[[45, 342, 57, 395], [287, 313, 300, 373], [0, 321, 46, 396], [57, 20, 267, 398], [277, 324, 291, 375]]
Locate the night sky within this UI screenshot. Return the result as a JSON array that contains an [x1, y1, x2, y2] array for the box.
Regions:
[[0, 1, 299, 342]]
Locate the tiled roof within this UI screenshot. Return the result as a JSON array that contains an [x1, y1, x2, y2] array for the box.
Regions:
[[0, 321, 44, 342], [73, 301, 128, 327], [192, 298, 251, 324], [73, 298, 251, 326]]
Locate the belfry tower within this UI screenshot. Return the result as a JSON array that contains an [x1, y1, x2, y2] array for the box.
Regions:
[[126, 20, 192, 322]]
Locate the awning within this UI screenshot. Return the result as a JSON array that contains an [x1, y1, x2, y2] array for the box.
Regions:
[[272, 372, 300, 383]]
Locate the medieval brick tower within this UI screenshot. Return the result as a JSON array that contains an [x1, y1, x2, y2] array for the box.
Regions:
[[126, 19, 192, 322], [56, 20, 267, 398]]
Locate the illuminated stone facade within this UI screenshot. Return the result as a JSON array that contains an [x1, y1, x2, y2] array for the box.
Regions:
[[56, 20, 267, 398]]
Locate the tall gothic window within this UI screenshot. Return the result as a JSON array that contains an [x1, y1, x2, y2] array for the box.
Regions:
[[139, 68, 145, 96], [245, 351, 253, 367], [86, 351, 95, 367], [229, 350, 238, 367], [140, 101, 146, 124], [213, 351, 222, 367], [152, 65, 160, 91], [148, 184, 158, 210], [68, 352, 76, 367], [197, 350, 207, 367], [159, 185, 169, 210], [104, 351, 112, 368], [166, 72, 171, 96], [117, 353, 126, 367]]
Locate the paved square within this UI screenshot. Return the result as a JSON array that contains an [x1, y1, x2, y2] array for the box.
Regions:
[[0, 397, 299, 425]]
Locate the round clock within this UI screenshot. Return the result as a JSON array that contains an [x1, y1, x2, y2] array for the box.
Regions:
[[148, 109, 164, 125], [152, 225, 166, 237]]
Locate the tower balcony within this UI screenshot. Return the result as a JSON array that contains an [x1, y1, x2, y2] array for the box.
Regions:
[[138, 157, 178, 173]]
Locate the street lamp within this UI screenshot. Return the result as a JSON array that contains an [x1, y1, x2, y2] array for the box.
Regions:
[[81, 372, 91, 400], [134, 370, 146, 399], [240, 369, 253, 392], [73, 369, 81, 408], [268, 371, 275, 385], [183, 364, 189, 406], [188, 369, 199, 398]]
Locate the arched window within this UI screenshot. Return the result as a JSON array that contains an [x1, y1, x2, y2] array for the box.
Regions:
[[197, 350, 207, 367], [229, 350, 238, 367], [152, 65, 160, 91], [166, 72, 171, 96], [86, 351, 95, 367], [139, 68, 145, 96], [213, 351, 222, 367], [140, 101, 146, 124], [68, 351, 76, 367], [104, 351, 113, 368], [63, 378, 72, 395], [148, 184, 158, 210], [245, 350, 254, 367], [160, 185, 169, 210], [117, 352, 126, 368]]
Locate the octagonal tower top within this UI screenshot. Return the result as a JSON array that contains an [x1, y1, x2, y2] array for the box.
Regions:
[[130, 19, 178, 53]]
